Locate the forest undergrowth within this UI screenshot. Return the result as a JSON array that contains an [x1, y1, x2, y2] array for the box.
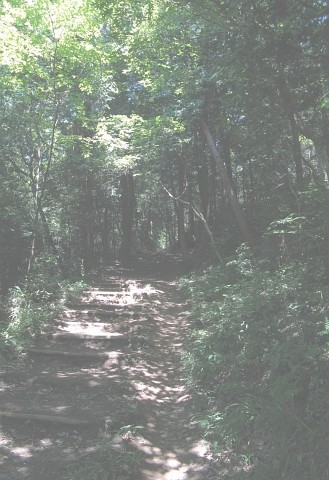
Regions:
[[181, 187, 329, 479], [0, 254, 86, 359]]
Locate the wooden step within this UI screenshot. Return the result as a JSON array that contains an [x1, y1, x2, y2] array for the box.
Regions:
[[92, 282, 126, 289], [86, 290, 127, 295], [53, 320, 120, 332], [94, 309, 140, 319], [67, 303, 145, 313], [32, 366, 122, 388], [51, 332, 129, 342], [67, 302, 144, 311], [24, 348, 109, 360], [0, 411, 92, 426], [67, 303, 119, 311]]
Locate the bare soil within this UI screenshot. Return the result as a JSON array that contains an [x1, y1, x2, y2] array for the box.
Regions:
[[0, 261, 215, 480]]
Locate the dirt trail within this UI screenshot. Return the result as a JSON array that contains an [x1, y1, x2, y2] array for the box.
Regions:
[[0, 262, 212, 480]]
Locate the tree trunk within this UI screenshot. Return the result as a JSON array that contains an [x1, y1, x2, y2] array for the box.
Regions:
[[39, 206, 58, 258], [175, 160, 189, 261], [296, 111, 329, 186], [222, 135, 235, 188], [321, 110, 329, 185], [289, 113, 304, 190], [120, 171, 135, 263], [197, 164, 210, 217], [275, 71, 304, 189], [199, 119, 255, 248], [80, 175, 95, 271], [187, 172, 196, 245], [27, 213, 40, 275], [101, 199, 110, 263]]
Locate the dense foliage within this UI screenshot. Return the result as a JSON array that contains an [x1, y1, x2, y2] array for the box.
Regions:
[[0, 0, 328, 476], [182, 187, 329, 478], [1, 0, 328, 283]]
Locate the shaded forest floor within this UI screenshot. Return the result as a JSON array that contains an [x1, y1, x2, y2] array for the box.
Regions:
[[0, 261, 218, 480]]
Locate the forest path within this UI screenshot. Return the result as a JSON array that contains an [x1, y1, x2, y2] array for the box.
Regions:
[[0, 262, 213, 480]]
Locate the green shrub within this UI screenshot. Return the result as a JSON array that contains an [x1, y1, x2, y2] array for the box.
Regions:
[[63, 280, 87, 304], [2, 254, 87, 351], [182, 234, 329, 478]]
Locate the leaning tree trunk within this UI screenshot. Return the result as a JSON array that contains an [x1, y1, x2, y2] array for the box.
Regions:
[[199, 119, 255, 249]]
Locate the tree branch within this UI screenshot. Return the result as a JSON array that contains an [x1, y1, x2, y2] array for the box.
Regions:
[[162, 184, 223, 263]]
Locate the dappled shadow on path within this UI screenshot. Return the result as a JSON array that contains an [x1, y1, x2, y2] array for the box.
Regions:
[[0, 261, 211, 480], [105, 262, 208, 480]]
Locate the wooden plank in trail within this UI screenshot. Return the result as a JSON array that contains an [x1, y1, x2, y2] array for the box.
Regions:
[[51, 332, 129, 342], [67, 302, 145, 311], [91, 282, 126, 290], [31, 373, 115, 388], [67, 303, 120, 311], [95, 309, 140, 319], [24, 348, 109, 359], [85, 290, 127, 295], [0, 411, 92, 426]]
